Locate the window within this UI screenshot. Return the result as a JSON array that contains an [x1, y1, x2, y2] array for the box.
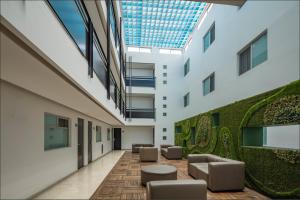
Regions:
[[163, 104, 167, 108], [163, 80, 167, 84], [163, 136, 167, 140], [203, 23, 215, 52], [93, 34, 107, 87], [175, 126, 182, 133], [203, 73, 215, 96], [163, 73, 167, 77], [191, 127, 196, 145], [163, 65, 167, 69], [163, 96, 167, 100], [184, 92, 190, 107], [96, 126, 102, 142], [184, 58, 190, 76], [107, 128, 111, 140], [239, 32, 268, 75], [44, 113, 69, 150], [163, 112, 167, 116], [48, 0, 88, 56], [163, 128, 167, 132], [128, 47, 151, 53], [212, 113, 220, 127]]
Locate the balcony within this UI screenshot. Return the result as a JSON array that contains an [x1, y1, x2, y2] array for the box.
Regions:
[[126, 76, 156, 88], [126, 108, 155, 119]]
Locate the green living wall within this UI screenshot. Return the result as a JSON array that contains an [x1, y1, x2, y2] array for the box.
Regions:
[[175, 80, 300, 199]]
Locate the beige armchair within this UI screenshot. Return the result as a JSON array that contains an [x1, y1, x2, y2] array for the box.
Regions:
[[161, 145, 182, 160], [140, 147, 158, 162], [146, 180, 207, 200], [188, 154, 245, 191]]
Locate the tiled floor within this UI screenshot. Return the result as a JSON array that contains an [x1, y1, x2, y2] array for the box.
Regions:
[[92, 151, 270, 200], [35, 150, 125, 199]]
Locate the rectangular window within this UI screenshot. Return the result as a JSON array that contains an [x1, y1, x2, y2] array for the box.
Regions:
[[163, 128, 167, 132], [163, 80, 167, 84], [203, 23, 215, 52], [184, 92, 190, 107], [184, 58, 190, 76], [163, 136, 167, 140], [203, 73, 215, 96], [163, 112, 167, 116], [163, 96, 167, 100], [107, 128, 111, 141], [48, 0, 88, 56], [191, 127, 196, 145], [44, 113, 69, 150], [175, 126, 182, 133], [96, 126, 102, 142], [93, 35, 107, 87], [163, 65, 167, 69], [239, 32, 268, 75], [163, 73, 167, 77], [163, 104, 167, 108]]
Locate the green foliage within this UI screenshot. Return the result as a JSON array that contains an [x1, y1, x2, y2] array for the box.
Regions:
[[174, 80, 300, 198], [219, 127, 236, 159], [264, 95, 300, 125]]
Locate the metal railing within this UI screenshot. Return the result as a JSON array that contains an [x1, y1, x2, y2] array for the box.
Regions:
[[126, 108, 155, 119], [125, 76, 156, 88]]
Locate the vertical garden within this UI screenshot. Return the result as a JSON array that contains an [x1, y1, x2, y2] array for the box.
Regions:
[[175, 80, 300, 198]]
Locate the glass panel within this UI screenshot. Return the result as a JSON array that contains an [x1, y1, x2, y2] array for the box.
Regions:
[[210, 73, 215, 92], [96, 126, 102, 142], [252, 33, 267, 68], [243, 127, 264, 146], [210, 24, 215, 44], [203, 32, 210, 52], [44, 113, 69, 150], [243, 125, 300, 150], [263, 125, 299, 149], [107, 128, 111, 140], [93, 39, 107, 87], [203, 78, 210, 96], [48, 0, 87, 56], [191, 127, 196, 145], [239, 47, 251, 75]]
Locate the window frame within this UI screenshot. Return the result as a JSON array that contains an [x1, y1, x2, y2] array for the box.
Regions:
[[47, 0, 89, 58], [184, 58, 190, 76], [184, 92, 190, 107], [96, 126, 102, 143], [203, 22, 215, 52], [203, 72, 215, 96], [238, 30, 268, 75], [44, 112, 71, 151]]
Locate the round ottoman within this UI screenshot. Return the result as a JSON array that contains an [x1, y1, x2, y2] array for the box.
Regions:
[[141, 164, 177, 186]]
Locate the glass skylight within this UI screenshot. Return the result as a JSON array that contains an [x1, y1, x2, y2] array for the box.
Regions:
[[121, 0, 207, 49]]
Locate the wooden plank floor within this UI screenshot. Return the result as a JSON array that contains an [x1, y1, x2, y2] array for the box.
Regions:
[[91, 151, 269, 200]]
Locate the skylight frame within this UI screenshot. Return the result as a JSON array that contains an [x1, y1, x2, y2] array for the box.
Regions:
[[121, 0, 207, 49]]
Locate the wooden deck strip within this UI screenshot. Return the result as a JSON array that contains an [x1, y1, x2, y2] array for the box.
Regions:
[[91, 151, 269, 200]]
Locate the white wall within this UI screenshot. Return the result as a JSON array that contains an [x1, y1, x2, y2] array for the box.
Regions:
[[131, 68, 154, 77], [128, 96, 154, 109], [265, 125, 300, 149], [0, 81, 112, 199], [122, 126, 154, 149], [126, 1, 300, 148], [0, 0, 125, 125], [127, 49, 184, 147], [181, 1, 300, 121]]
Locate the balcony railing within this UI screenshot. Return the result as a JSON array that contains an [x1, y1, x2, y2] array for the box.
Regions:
[[126, 76, 156, 88], [126, 108, 155, 119]]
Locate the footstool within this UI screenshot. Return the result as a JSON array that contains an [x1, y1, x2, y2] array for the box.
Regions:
[[141, 164, 177, 186]]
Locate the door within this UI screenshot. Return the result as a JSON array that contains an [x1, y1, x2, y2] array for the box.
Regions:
[[113, 128, 121, 150], [77, 118, 84, 169], [88, 121, 92, 163]]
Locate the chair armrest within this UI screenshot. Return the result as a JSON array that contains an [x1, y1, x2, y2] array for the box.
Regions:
[[187, 154, 209, 163], [208, 161, 245, 191]]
